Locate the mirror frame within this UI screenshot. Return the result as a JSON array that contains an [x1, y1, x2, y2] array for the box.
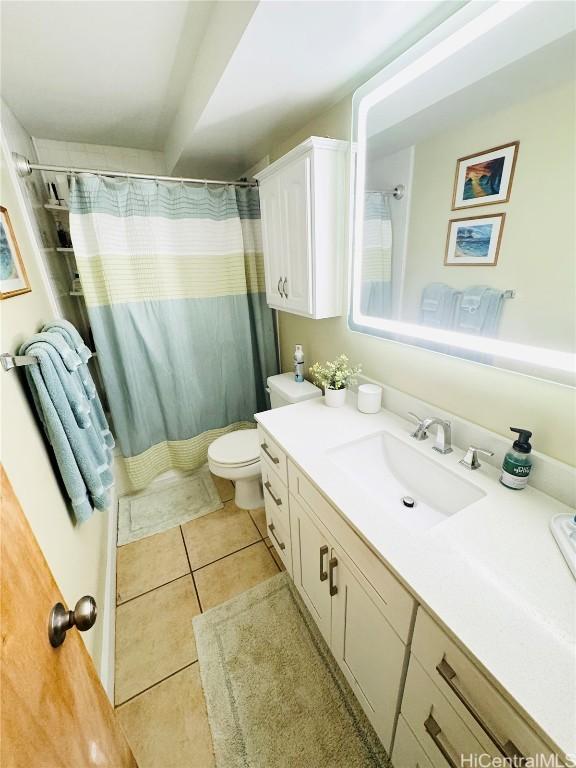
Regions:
[[349, 0, 576, 382]]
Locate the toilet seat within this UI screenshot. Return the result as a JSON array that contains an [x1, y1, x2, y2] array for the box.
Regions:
[[208, 430, 260, 468]]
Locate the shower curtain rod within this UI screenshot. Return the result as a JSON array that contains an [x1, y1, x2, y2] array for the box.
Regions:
[[12, 153, 258, 187]]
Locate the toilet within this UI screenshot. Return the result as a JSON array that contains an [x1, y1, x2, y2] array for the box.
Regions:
[[208, 373, 322, 509]]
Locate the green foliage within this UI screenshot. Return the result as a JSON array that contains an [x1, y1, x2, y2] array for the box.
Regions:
[[309, 354, 362, 391]]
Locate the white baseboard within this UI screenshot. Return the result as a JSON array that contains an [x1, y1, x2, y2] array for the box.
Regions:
[[99, 484, 118, 702]]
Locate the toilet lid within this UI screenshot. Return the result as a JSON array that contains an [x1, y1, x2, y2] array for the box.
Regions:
[[208, 430, 260, 467]]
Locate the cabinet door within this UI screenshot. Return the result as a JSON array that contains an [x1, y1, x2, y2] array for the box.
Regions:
[[258, 175, 285, 309], [330, 549, 407, 751], [279, 154, 313, 315], [290, 495, 331, 642]]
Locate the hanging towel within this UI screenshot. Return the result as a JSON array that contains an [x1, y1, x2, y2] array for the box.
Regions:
[[454, 285, 504, 336], [20, 327, 114, 523], [419, 283, 461, 329], [43, 320, 97, 402], [19, 339, 91, 429]]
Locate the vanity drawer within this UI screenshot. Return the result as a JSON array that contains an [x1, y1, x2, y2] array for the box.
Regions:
[[288, 460, 415, 642], [257, 426, 288, 485], [393, 715, 434, 768], [412, 609, 555, 761], [261, 460, 289, 524], [402, 656, 489, 768], [264, 488, 292, 574]]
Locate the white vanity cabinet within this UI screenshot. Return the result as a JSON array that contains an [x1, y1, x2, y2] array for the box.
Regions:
[[288, 463, 414, 751], [255, 137, 347, 318], [395, 609, 559, 768]]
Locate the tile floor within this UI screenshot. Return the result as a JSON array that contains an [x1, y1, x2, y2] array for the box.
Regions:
[[114, 474, 283, 768]]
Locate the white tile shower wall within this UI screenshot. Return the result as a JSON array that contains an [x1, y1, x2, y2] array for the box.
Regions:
[[33, 138, 167, 176]]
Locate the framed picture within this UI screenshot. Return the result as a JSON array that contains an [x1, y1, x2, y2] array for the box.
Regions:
[[445, 214, 505, 266], [452, 141, 519, 210], [0, 206, 31, 299]]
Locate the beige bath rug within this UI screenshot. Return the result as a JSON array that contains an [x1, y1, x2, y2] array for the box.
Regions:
[[117, 464, 222, 545], [193, 572, 391, 768]]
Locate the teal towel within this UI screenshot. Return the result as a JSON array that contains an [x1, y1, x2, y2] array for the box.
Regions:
[[419, 283, 461, 329], [42, 321, 96, 400], [20, 327, 114, 523], [454, 285, 504, 336], [43, 318, 92, 363]]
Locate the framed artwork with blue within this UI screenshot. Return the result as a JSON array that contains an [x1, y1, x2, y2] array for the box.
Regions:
[[452, 142, 519, 210], [445, 214, 505, 266], [0, 206, 31, 299]]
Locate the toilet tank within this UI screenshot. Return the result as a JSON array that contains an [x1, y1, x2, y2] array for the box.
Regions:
[[267, 373, 322, 409]]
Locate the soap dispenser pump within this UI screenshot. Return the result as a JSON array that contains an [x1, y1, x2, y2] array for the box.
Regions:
[[500, 427, 533, 490]]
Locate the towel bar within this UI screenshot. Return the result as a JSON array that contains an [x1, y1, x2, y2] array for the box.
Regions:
[[0, 353, 39, 371]]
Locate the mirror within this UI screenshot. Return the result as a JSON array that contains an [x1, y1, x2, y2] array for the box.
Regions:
[[350, 2, 576, 385]]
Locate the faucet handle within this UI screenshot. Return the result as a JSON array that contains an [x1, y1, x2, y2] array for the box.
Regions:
[[408, 412, 428, 440], [459, 445, 494, 470]]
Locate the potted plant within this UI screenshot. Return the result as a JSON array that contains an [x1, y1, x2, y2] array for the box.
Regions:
[[309, 354, 361, 408]]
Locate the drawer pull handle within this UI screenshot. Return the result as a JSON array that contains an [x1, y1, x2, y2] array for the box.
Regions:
[[319, 545, 329, 581], [261, 442, 280, 464], [436, 658, 524, 760], [264, 480, 282, 506], [277, 277, 283, 297], [328, 556, 338, 596], [268, 522, 286, 550], [424, 714, 459, 768]]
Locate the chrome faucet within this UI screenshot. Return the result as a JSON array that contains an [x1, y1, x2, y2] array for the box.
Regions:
[[408, 412, 453, 454]]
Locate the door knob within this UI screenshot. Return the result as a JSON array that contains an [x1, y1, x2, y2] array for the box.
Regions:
[[48, 595, 97, 648]]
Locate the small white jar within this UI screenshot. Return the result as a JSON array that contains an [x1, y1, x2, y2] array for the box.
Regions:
[[357, 384, 382, 414]]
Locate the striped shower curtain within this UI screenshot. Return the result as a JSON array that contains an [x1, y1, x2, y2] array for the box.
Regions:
[[69, 175, 277, 491], [361, 191, 393, 318]]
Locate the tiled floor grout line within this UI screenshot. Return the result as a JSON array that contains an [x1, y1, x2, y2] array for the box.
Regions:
[[116, 572, 191, 608], [115, 661, 198, 709], [180, 525, 204, 612], [192, 537, 267, 575]]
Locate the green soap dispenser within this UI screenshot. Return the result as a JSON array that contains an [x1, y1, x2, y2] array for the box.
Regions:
[[500, 427, 533, 490]]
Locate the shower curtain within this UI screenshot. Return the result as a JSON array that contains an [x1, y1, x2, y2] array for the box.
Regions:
[[361, 191, 393, 318], [69, 175, 277, 491]]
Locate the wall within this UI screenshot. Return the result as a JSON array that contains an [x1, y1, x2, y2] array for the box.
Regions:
[[33, 138, 167, 175], [0, 129, 109, 668], [269, 94, 576, 466], [401, 80, 574, 351]]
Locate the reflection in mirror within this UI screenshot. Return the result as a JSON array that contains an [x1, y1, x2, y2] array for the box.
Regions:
[[351, 8, 576, 385]]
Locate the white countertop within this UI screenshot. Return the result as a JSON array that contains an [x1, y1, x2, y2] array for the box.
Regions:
[[256, 397, 576, 757]]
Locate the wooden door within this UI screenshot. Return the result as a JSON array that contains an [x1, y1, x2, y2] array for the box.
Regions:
[[289, 494, 331, 642], [0, 467, 136, 768], [330, 546, 406, 751], [258, 174, 285, 310], [279, 153, 313, 315]]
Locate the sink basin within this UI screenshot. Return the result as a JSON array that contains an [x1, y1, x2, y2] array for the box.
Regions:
[[328, 431, 486, 530]]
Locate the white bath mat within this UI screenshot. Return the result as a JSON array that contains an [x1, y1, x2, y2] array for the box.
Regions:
[[118, 464, 223, 545]]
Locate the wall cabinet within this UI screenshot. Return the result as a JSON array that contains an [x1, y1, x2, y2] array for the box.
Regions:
[[255, 137, 347, 319]]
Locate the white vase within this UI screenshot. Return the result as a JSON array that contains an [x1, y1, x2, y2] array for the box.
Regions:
[[324, 387, 346, 408]]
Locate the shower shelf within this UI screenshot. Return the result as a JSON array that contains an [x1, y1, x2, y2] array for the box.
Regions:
[[56, 248, 74, 253], [69, 291, 83, 297], [44, 203, 69, 212]]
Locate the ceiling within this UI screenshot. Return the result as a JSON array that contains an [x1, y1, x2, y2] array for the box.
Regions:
[[1, 0, 460, 176]]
